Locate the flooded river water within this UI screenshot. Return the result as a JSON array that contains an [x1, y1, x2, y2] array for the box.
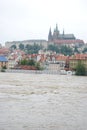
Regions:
[[0, 72, 87, 130]]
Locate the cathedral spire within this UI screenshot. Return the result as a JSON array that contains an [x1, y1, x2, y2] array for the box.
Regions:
[[63, 29, 64, 35], [48, 27, 53, 41], [56, 24, 58, 31], [53, 23, 59, 40]]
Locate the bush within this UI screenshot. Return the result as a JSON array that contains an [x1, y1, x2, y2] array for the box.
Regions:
[[1, 69, 5, 72], [35, 62, 41, 70], [75, 61, 86, 76], [19, 59, 43, 70], [2, 65, 7, 69]]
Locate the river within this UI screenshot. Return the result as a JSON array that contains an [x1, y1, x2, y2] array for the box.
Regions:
[[0, 73, 87, 130]]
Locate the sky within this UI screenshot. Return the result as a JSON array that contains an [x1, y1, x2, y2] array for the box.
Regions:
[[0, 0, 87, 45]]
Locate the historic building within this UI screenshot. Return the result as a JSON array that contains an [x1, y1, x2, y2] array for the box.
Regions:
[[5, 24, 84, 49], [69, 54, 87, 71], [48, 24, 76, 41], [48, 24, 84, 46], [5, 40, 48, 49]]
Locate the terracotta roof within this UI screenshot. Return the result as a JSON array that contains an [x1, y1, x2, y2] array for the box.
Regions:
[[15, 65, 37, 70], [54, 39, 84, 44], [70, 54, 87, 60], [56, 55, 68, 61], [0, 48, 9, 54]]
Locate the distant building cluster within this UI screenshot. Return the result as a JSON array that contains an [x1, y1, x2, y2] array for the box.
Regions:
[[48, 24, 84, 46], [1, 48, 87, 74], [48, 24, 76, 41], [5, 24, 84, 49], [0, 24, 87, 74], [5, 40, 47, 49]]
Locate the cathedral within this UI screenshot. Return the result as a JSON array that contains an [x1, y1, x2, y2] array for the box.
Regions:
[[48, 24, 76, 41], [48, 24, 84, 46]]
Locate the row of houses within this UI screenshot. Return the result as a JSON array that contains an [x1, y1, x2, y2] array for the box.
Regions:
[[69, 54, 87, 71], [0, 48, 87, 72]]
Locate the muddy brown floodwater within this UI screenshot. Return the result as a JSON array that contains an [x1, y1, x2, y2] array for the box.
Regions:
[[0, 72, 87, 130]]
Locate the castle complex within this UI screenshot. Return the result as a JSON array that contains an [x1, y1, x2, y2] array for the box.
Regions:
[[5, 40, 47, 49], [48, 24, 76, 41], [48, 24, 84, 46], [5, 24, 84, 48]]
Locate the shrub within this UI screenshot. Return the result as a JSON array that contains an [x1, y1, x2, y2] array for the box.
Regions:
[[1, 69, 5, 72], [75, 61, 86, 76], [2, 65, 7, 69]]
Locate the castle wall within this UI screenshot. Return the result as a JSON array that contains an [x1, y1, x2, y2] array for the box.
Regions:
[[5, 40, 48, 49]]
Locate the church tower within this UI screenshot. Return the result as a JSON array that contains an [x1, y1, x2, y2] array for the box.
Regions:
[[63, 29, 64, 35], [48, 27, 53, 41], [53, 24, 59, 40]]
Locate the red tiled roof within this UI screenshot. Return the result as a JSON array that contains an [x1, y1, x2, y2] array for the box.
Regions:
[[0, 48, 9, 54], [54, 39, 84, 44], [70, 54, 87, 60], [17, 65, 37, 70], [56, 55, 68, 61]]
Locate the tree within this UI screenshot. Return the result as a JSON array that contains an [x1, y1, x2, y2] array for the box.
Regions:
[[47, 44, 73, 55], [82, 47, 87, 53], [60, 45, 73, 56], [25, 44, 43, 54], [19, 59, 42, 70], [28, 59, 35, 66], [47, 44, 60, 53], [74, 46, 80, 53], [25, 44, 32, 50], [19, 43, 24, 50], [20, 59, 27, 65], [35, 62, 41, 70], [10, 44, 16, 49], [20, 59, 35, 66], [75, 61, 86, 76]]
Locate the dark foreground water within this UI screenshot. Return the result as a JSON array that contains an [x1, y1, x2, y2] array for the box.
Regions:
[[0, 73, 87, 130]]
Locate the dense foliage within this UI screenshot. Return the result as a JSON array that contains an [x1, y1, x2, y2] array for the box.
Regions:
[[25, 44, 43, 54], [75, 61, 86, 76], [20, 59, 35, 66], [10, 43, 43, 54], [10, 45, 17, 49], [19, 44, 24, 50], [82, 47, 87, 53], [19, 59, 42, 70], [10, 43, 86, 55], [47, 44, 73, 56]]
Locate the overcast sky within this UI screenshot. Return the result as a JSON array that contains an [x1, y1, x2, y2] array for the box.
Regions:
[[0, 0, 87, 45]]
